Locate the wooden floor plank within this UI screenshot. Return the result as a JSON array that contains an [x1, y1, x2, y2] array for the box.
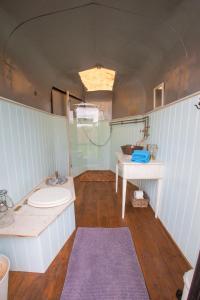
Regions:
[[8, 175, 190, 300]]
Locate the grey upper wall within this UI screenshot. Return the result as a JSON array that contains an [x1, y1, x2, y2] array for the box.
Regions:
[[0, 1, 200, 116], [113, 0, 200, 117], [85, 91, 113, 120], [0, 6, 83, 111], [113, 76, 146, 118]]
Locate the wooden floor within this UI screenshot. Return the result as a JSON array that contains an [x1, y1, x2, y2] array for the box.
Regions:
[[9, 174, 190, 300]]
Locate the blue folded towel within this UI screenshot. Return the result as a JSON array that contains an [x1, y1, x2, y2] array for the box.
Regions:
[[131, 150, 150, 163]]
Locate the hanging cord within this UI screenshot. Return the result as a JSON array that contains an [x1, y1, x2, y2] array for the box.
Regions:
[[82, 124, 112, 147]]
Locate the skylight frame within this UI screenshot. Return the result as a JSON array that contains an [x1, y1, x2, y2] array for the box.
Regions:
[[79, 67, 115, 91]]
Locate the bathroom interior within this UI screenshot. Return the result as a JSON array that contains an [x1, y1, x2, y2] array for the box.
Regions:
[[0, 1, 200, 300]]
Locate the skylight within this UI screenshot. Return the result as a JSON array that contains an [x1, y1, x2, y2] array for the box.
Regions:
[[79, 67, 115, 91]]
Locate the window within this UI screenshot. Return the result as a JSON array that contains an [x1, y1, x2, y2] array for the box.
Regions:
[[153, 82, 164, 109]]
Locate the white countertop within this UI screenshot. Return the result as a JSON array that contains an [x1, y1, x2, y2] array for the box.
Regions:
[[0, 177, 76, 238]]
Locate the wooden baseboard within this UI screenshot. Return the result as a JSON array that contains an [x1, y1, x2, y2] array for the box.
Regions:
[[156, 215, 191, 268]]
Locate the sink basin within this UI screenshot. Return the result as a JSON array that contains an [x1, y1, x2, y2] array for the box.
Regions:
[[28, 187, 72, 208]]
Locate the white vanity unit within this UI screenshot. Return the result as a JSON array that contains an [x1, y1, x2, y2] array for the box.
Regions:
[[116, 152, 164, 219], [0, 177, 76, 273]]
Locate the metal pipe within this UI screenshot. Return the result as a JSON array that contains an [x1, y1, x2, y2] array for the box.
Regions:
[[110, 116, 149, 126], [110, 116, 150, 140]]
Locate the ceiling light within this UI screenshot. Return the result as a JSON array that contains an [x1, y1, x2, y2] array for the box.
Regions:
[[79, 67, 115, 91]]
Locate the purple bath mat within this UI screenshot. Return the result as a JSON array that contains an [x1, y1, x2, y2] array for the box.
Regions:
[[61, 227, 149, 300]]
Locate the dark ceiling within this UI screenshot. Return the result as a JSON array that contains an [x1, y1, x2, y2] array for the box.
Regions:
[[0, 0, 199, 115]]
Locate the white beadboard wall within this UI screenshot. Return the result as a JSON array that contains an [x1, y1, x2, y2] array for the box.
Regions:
[[110, 122, 144, 171], [111, 92, 200, 267], [0, 97, 68, 205], [0, 202, 75, 272]]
